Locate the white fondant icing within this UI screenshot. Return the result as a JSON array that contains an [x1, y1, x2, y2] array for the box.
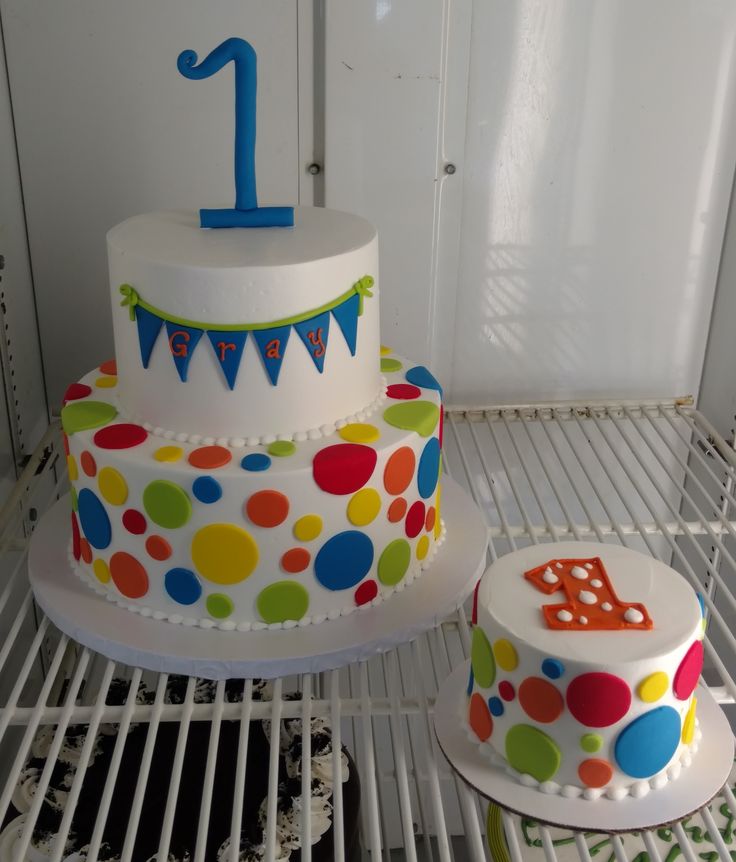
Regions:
[[624, 607, 645, 624], [601, 601, 613, 611], [578, 590, 597, 605], [542, 567, 558, 584], [570, 566, 588, 580], [578, 615, 588, 624], [590, 578, 603, 588], [584, 563, 594, 569], [556, 610, 573, 622]]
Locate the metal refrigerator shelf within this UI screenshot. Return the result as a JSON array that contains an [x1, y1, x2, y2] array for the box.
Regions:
[[1, 401, 736, 862]]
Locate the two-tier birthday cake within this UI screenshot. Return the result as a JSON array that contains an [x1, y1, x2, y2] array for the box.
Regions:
[[59, 39, 445, 633], [465, 542, 705, 801]]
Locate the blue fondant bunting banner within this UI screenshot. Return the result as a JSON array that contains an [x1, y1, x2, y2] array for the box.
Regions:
[[294, 311, 330, 373], [207, 330, 248, 389]]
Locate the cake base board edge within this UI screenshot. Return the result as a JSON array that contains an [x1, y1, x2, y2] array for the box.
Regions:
[[434, 660, 733, 833], [27, 478, 488, 679]]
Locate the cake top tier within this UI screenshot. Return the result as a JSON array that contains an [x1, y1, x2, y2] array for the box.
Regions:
[[478, 541, 701, 664]]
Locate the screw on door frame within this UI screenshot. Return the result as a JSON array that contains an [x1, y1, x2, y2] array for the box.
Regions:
[[308, 163, 322, 175], [444, 163, 456, 175]]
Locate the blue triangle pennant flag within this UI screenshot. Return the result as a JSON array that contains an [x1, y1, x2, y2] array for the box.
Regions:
[[135, 306, 164, 368], [331, 292, 360, 356], [253, 325, 291, 385], [165, 321, 204, 382], [207, 330, 248, 390], [294, 311, 330, 373]]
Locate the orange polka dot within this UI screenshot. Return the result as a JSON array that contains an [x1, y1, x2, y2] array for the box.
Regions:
[[384, 447, 416, 495], [80, 451, 97, 477], [245, 490, 289, 528], [79, 539, 92, 564], [578, 758, 613, 788], [145, 535, 172, 561], [281, 548, 311, 573], [188, 446, 232, 469], [469, 692, 493, 741], [425, 506, 436, 532], [99, 359, 117, 375], [387, 497, 408, 523], [518, 677, 564, 723], [109, 551, 149, 599]]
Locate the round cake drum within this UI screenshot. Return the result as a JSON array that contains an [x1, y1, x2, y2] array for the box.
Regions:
[[434, 662, 734, 833], [28, 477, 487, 679]]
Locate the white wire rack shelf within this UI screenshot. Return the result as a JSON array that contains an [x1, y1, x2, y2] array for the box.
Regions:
[[1, 400, 736, 862]]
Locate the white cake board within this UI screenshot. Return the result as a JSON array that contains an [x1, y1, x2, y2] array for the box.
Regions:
[[434, 661, 734, 833], [28, 478, 488, 680]]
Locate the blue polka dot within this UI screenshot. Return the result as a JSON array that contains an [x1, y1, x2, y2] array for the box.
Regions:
[[696, 592, 705, 617], [241, 453, 271, 472], [314, 531, 374, 591], [488, 697, 504, 717], [542, 659, 565, 679], [192, 476, 222, 504], [405, 366, 443, 396], [417, 438, 441, 499], [614, 706, 681, 778], [164, 568, 202, 606], [467, 667, 474, 695], [77, 489, 111, 550]]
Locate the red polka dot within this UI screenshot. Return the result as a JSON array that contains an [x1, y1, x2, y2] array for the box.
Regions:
[[566, 673, 631, 727], [469, 693, 493, 741], [109, 552, 149, 599], [313, 444, 377, 495], [387, 498, 407, 522], [62, 434, 70, 456], [281, 547, 310, 573], [425, 506, 436, 532], [673, 640, 704, 700], [63, 383, 92, 403], [80, 451, 96, 477], [145, 535, 172, 561], [439, 408, 444, 448], [472, 580, 480, 625], [405, 501, 426, 538], [79, 539, 92, 564], [99, 359, 117, 375], [578, 759, 613, 788], [383, 447, 415, 495], [246, 490, 289, 528], [386, 384, 421, 400], [122, 509, 146, 535], [93, 424, 148, 450], [71, 513, 81, 561], [188, 446, 232, 469], [519, 677, 564, 723], [499, 681, 515, 702], [355, 579, 378, 606]]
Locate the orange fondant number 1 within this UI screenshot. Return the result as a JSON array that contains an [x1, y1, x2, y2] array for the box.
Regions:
[[524, 557, 652, 631]]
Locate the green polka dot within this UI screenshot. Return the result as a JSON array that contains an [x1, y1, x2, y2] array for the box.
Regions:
[[377, 539, 411, 586], [380, 358, 403, 373], [70, 486, 78, 512], [206, 593, 234, 619], [257, 581, 309, 624], [383, 401, 440, 438], [580, 733, 603, 753], [505, 725, 561, 782], [61, 401, 117, 435], [268, 440, 296, 457], [142, 480, 192, 529], [471, 626, 495, 688]]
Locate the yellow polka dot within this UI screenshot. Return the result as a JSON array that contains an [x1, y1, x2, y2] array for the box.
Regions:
[[93, 558, 111, 583], [416, 535, 429, 560], [347, 488, 381, 526], [95, 376, 118, 388], [637, 671, 669, 703], [339, 423, 380, 444], [98, 467, 128, 506], [67, 455, 78, 481], [380, 345, 392, 355], [681, 697, 697, 744], [434, 487, 442, 539], [493, 638, 518, 672], [154, 446, 183, 463], [293, 514, 322, 542], [191, 524, 259, 585]]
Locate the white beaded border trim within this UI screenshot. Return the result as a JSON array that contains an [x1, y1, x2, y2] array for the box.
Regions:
[[134, 380, 389, 448], [68, 520, 446, 633], [464, 721, 701, 802]]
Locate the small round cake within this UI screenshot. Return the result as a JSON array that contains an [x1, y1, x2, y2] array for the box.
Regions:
[[466, 542, 704, 801]]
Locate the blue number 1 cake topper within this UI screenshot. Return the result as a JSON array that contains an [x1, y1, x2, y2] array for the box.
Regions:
[[177, 38, 294, 228]]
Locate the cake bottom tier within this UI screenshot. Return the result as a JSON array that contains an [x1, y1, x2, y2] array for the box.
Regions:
[[62, 352, 444, 630]]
